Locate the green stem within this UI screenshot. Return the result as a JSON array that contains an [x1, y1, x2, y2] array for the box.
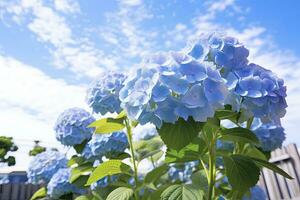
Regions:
[[125, 118, 139, 200], [207, 137, 216, 200]]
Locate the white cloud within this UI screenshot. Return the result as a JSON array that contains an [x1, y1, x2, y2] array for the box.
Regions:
[[0, 54, 88, 168], [0, 0, 109, 78], [53, 0, 80, 13], [119, 0, 142, 7]]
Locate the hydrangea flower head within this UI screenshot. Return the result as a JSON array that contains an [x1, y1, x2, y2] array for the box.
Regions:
[[133, 123, 158, 141], [27, 150, 67, 184], [120, 51, 228, 127], [168, 161, 198, 183], [87, 71, 127, 115], [54, 108, 95, 146], [47, 168, 85, 199], [243, 186, 267, 200], [253, 123, 285, 151], [186, 34, 287, 125], [82, 131, 128, 159]]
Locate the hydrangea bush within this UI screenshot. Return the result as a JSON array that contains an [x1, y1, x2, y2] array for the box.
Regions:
[[30, 34, 291, 200]]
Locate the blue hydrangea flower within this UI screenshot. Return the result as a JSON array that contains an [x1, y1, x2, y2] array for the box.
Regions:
[[27, 150, 67, 184], [132, 123, 158, 141], [54, 108, 95, 146], [47, 168, 85, 199], [82, 131, 128, 159], [186, 34, 287, 125], [253, 123, 285, 151], [243, 186, 267, 200], [168, 161, 198, 183], [119, 51, 227, 128], [87, 71, 127, 115]]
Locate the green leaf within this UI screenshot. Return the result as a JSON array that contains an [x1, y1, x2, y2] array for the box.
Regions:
[[191, 170, 208, 190], [158, 118, 203, 151], [86, 160, 132, 185], [165, 137, 206, 163], [75, 194, 103, 200], [73, 140, 88, 154], [68, 155, 85, 167], [161, 184, 204, 200], [250, 157, 293, 179], [106, 187, 134, 200], [70, 163, 94, 184], [220, 127, 259, 145], [30, 187, 47, 200], [144, 164, 169, 184], [215, 109, 238, 120], [243, 145, 267, 161], [89, 118, 125, 134], [223, 155, 260, 192]]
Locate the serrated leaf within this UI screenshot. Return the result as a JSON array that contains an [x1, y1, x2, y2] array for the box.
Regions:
[[158, 118, 203, 151], [223, 155, 260, 192], [86, 160, 132, 185], [165, 137, 206, 163], [75, 194, 103, 200], [161, 184, 204, 200], [89, 118, 125, 134], [250, 157, 293, 179], [243, 146, 267, 161], [144, 164, 169, 184], [106, 187, 134, 200], [220, 127, 259, 145], [30, 187, 46, 200]]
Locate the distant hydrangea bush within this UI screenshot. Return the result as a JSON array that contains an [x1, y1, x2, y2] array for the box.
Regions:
[[27, 150, 67, 184], [54, 107, 95, 146], [87, 71, 127, 115], [120, 51, 228, 128], [168, 161, 198, 183], [132, 123, 158, 141], [253, 123, 286, 151], [82, 131, 128, 159], [47, 168, 84, 199], [243, 186, 267, 200]]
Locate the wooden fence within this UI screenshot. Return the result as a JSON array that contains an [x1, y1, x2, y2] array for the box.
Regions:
[[0, 184, 40, 200], [258, 143, 300, 200]]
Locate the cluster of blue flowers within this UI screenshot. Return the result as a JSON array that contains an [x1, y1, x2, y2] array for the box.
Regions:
[[47, 168, 84, 199], [168, 161, 198, 183], [253, 123, 286, 151], [132, 123, 158, 141], [186, 33, 287, 126], [82, 131, 128, 159], [185, 33, 287, 151], [54, 108, 95, 146], [87, 71, 127, 115], [243, 186, 267, 200], [119, 51, 228, 127], [27, 150, 67, 184]]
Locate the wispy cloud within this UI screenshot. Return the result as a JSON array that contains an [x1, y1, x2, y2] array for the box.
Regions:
[[0, 0, 113, 78]]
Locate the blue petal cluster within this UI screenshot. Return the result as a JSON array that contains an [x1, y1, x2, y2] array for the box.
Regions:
[[186, 33, 287, 125], [243, 186, 267, 200], [120, 51, 227, 127], [90, 176, 118, 190], [82, 131, 128, 159], [87, 71, 127, 115], [132, 123, 158, 141], [47, 168, 85, 199], [253, 123, 285, 151], [54, 108, 95, 146], [27, 150, 67, 184], [168, 161, 197, 183]]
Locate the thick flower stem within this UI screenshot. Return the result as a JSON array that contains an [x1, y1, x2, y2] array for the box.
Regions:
[[207, 137, 216, 200], [125, 118, 139, 200]]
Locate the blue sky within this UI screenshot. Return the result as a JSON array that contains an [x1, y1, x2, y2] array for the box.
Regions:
[[0, 0, 300, 169]]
